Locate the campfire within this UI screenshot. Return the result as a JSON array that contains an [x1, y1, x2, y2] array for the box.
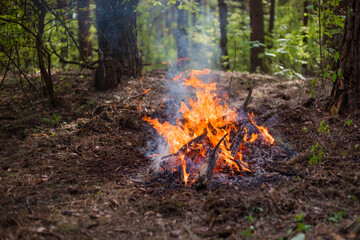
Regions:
[[143, 69, 275, 188]]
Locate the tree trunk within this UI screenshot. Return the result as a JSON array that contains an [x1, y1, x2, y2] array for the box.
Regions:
[[250, 0, 265, 73], [303, 0, 309, 44], [95, 0, 142, 91], [34, 0, 56, 105], [329, 0, 360, 113], [268, 0, 275, 35], [176, 2, 189, 61], [218, 0, 229, 70], [78, 0, 92, 61]]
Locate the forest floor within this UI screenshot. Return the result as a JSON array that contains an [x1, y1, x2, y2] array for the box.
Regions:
[[0, 69, 359, 240]]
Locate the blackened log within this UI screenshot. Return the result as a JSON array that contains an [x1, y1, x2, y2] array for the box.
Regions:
[[229, 128, 244, 157], [243, 89, 253, 110], [161, 132, 207, 161], [195, 133, 228, 188]]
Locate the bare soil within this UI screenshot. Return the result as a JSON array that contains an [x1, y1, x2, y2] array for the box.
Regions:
[[0, 70, 359, 240]]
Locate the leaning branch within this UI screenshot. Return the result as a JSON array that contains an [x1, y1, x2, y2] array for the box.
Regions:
[[0, 43, 38, 91]]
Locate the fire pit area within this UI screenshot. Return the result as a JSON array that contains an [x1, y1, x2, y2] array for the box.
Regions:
[[143, 69, 294, 188]]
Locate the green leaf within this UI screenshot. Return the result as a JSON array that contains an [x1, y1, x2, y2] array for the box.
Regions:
[[334, 52, 340, 62], [332, 72, 337, 82]]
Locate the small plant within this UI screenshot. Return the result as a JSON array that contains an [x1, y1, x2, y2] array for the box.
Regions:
[[346, 119, 352, 127], [347, 195, 358, 201], [355, 144, 359, 151], [318, 120, 329, 134], [309, 143, 323, 164], [42, 117, 51, 123], [52, 114, 62, 124], [293, 213, 311, 232], [245, 213, 255, 223], [342, 151, 347, 157], [241, 225, 255, 237], [302, 126, 308, 133], [328, 211, 346, 223]]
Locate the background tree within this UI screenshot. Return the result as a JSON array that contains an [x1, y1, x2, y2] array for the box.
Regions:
[[77, 0, 92, 61], [218, 0, 229, 70], [95, 0, 142, 91], [34, 0, 56, 105], [268, 0, 275, 35], [250, 0, 265, 73], [329, 0, 360, 113]]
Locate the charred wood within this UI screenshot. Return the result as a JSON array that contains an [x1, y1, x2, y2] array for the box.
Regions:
[[161, 132, 207, 161], [195, 133, 228, 188]]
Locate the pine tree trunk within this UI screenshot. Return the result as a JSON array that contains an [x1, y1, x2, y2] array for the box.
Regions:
[[250, 0, 265, 73], [268, 0, 275, 35], [95, 0, 142, 91], [78, 0, 92, 61], [218, 0, 229, 70], [329, 0, 360, 113]]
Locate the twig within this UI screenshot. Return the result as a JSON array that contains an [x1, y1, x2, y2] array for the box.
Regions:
[[0, 43, 38, 91]]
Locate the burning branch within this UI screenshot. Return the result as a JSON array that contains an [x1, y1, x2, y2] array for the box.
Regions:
[[195, 133, 228, 188]]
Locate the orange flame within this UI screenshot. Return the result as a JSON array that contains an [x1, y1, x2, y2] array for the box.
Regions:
[[248, 113, 275, 145], [144, 69, 275, 184]]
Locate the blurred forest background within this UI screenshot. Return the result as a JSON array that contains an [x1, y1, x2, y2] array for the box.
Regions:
[[0, 0, 353, 110]]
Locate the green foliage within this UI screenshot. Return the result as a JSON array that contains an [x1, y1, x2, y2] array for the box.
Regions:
[[309, 142, 323, 164], [328, 211, 346, 223], [318, 120, 329, 134], [293, 213, 311, 232], [346, 119, 352, 127], [240, 225, 255, 237]]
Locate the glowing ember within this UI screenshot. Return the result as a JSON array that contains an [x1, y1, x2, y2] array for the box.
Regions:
[[144, 69, 275, 186], [143, 89, 151, 94]]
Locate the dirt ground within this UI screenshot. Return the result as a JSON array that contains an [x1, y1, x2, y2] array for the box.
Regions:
[[0, 69, 359, 240]]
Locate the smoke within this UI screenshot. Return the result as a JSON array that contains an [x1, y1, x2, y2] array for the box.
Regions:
[[139, 2, 223, 170]]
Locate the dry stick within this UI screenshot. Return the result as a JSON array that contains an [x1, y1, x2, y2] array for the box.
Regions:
[[0, 43, 38, 91], [243, 89, 253, 110], [229, 90, 253, 156], [195, 133, 228, 188]]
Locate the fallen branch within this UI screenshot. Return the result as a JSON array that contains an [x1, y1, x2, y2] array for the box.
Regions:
[[161, 132, 208, 161], [195, 133, 228, 188]]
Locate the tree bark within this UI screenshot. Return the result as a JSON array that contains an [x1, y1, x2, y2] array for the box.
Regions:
[[218, 0, 229, 70], [78, 0, 92, 61], [329, 0, 360, 113], [95, 0, 142, 91], [34, 0, 56, 105], [303, 0, 309, 44], [250, 0, 265, 73], [268, 0, 275, 35], [176, 2, 189, 61]]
